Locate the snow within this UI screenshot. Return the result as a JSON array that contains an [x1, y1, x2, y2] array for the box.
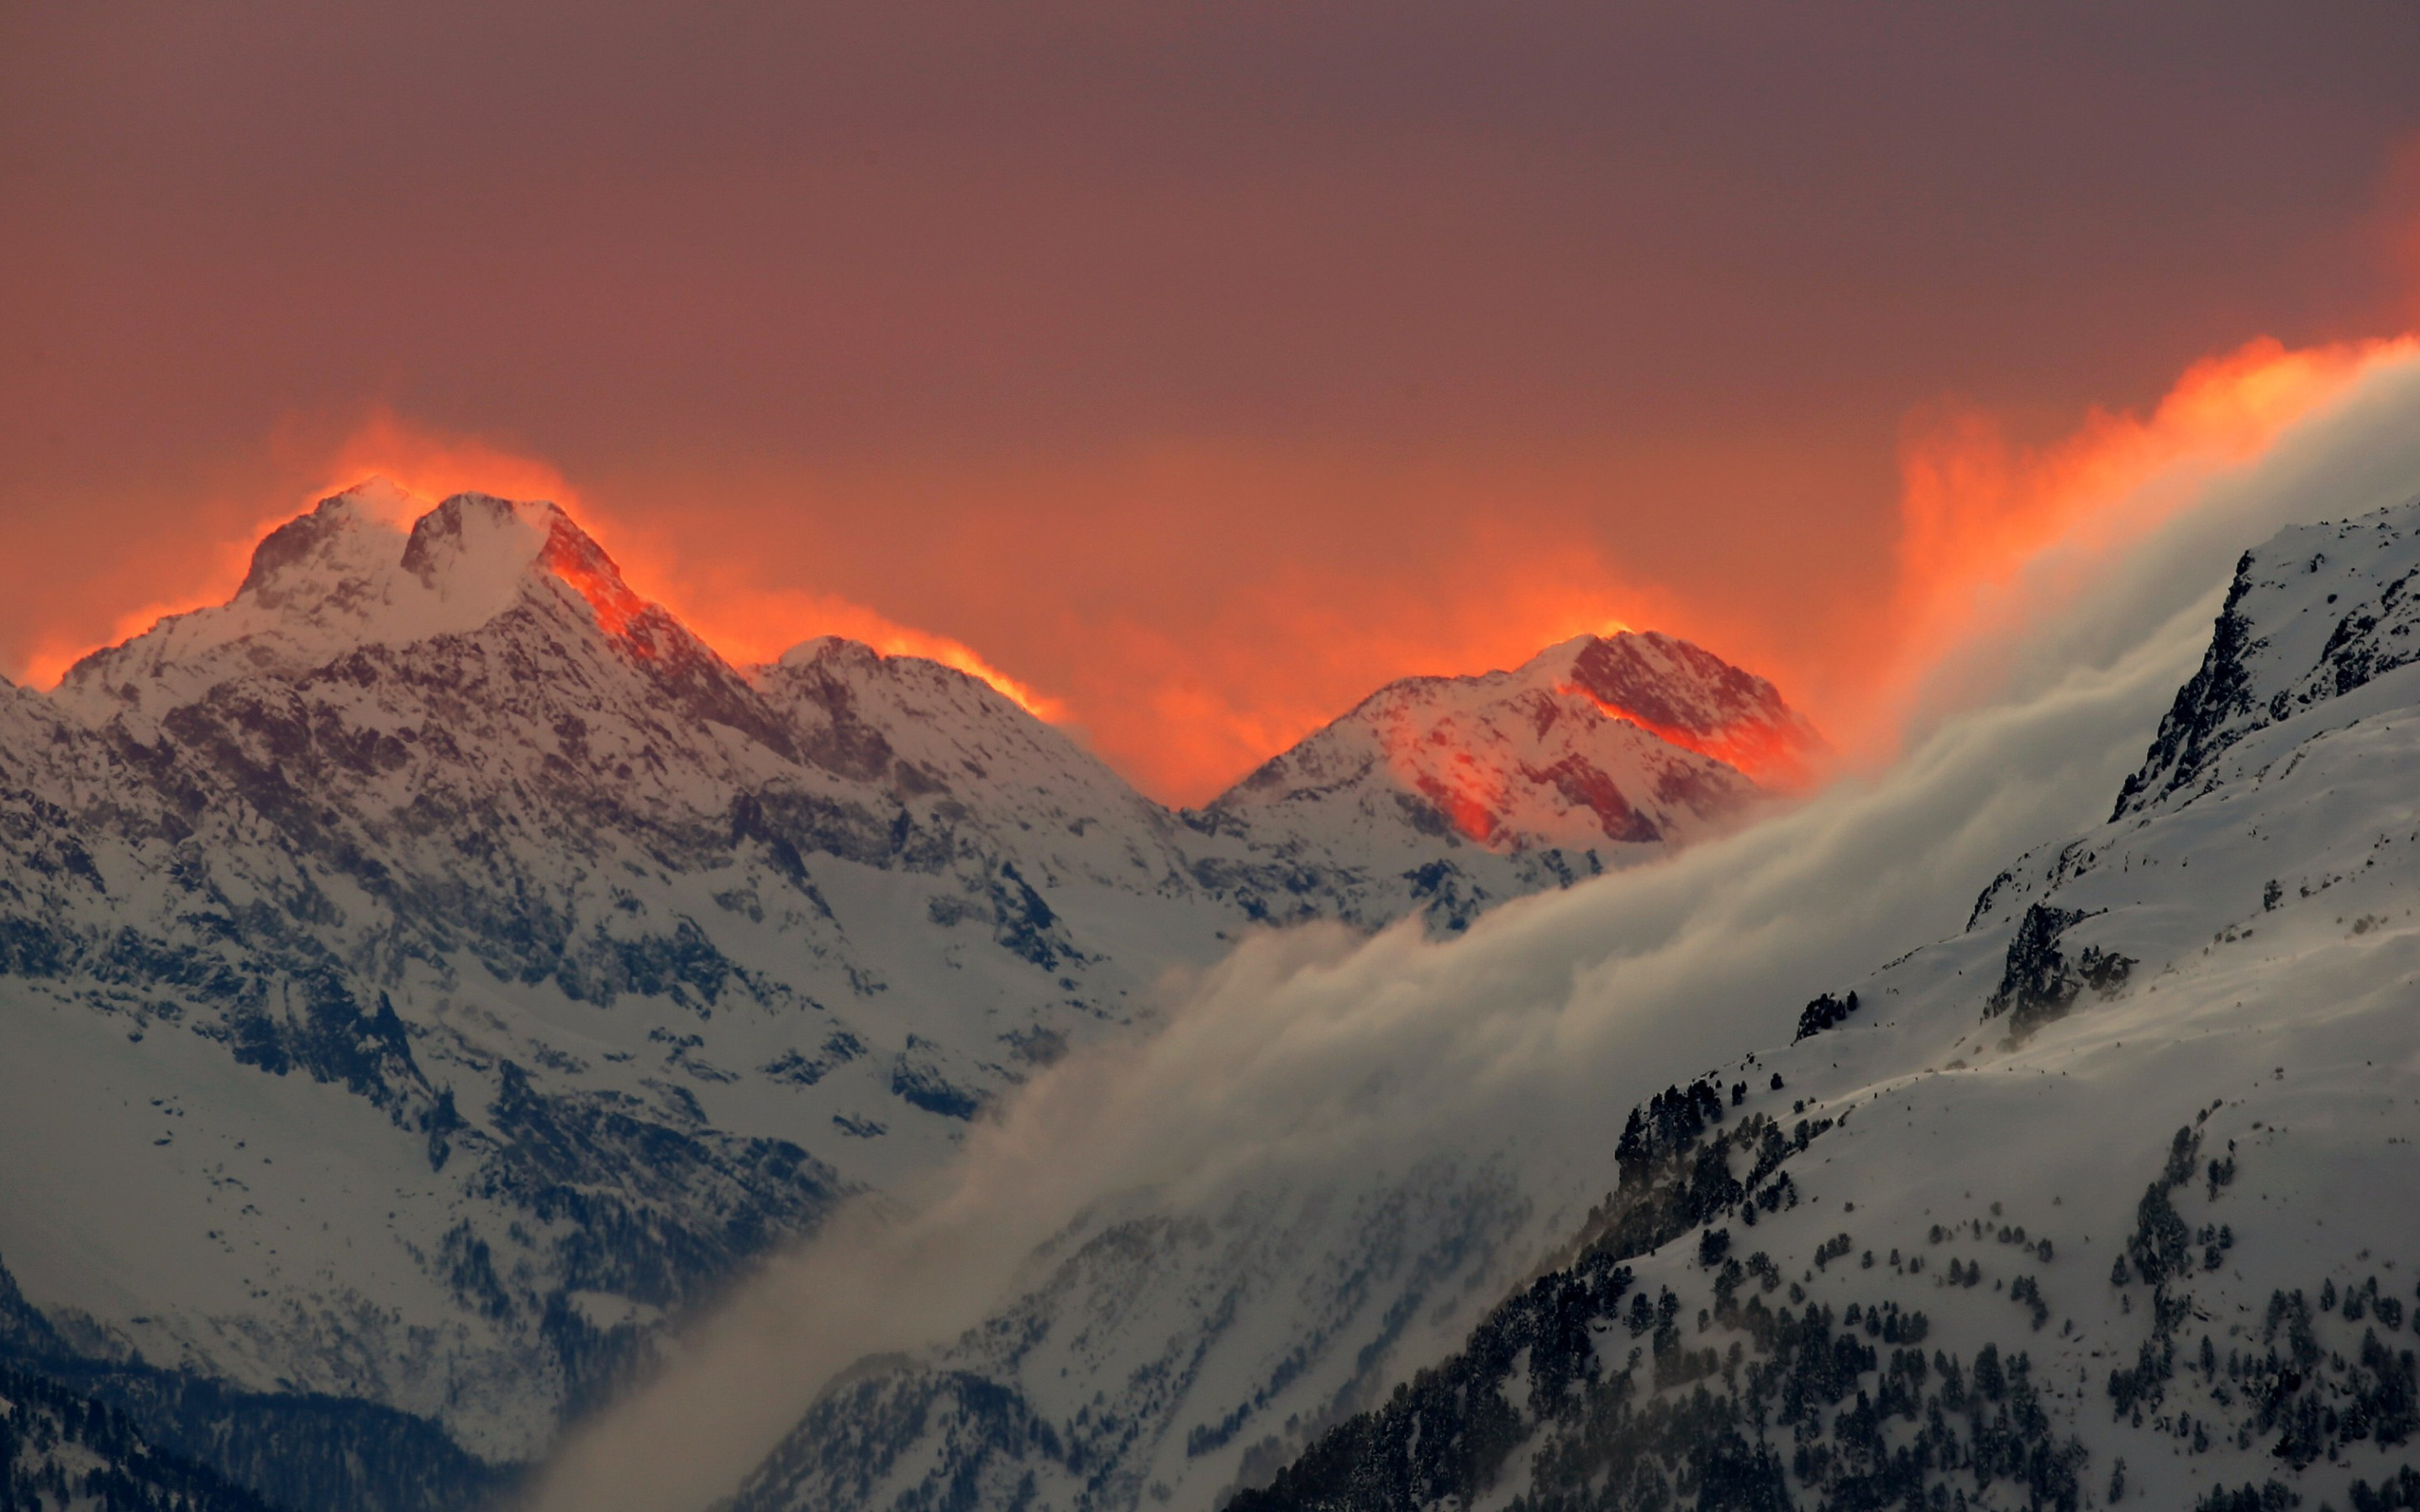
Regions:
[[527, 358, 2420, 1512], [53, 483, 576, 723], [0, 477, 1792, 1478], [50, 450, 2420, 1509], [1197, 630, 1813, 930]]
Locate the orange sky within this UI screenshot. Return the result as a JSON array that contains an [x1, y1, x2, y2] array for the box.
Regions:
[[4, 3, 2419, 802], [20, 333, 2412, 806]]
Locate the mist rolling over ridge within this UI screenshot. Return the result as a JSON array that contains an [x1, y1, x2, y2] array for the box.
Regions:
[[529, 351, 2420, 1511], [12, 6, 2420, 1509]]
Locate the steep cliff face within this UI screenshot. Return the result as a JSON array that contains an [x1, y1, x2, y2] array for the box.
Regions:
[[2115, 507, 2420, 819]]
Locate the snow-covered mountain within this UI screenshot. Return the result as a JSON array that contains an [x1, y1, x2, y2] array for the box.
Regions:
[[1191, 633, 1814, 931], [0, 480, 1798, 1510], [708, 495, 2420, 1512]]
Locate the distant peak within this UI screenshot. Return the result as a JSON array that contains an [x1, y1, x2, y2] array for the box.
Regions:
[[57, 480, 686, 720], [1545, 630, 1823, 787], [234, 482, 421, 608], [1218, 626, 1824, 845]]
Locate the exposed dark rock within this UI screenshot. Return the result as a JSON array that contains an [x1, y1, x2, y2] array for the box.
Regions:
[[1986, 904, 2133, 1042], [2113, 553, 2266, 818]]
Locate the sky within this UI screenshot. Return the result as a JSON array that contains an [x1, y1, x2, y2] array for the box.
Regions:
[[3, 1, 2418, 801]]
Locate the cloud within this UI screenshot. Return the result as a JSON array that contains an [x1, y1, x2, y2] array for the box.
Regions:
[[521, 344, 2420, 1511]]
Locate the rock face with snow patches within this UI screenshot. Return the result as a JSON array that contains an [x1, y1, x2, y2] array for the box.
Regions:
[[2114, 510, 2420, 819], [0, 480, 1800, 1510]]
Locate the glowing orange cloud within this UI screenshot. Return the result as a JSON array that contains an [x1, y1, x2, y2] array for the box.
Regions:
[[18, 533, 290, 691], [337, 417, 1071, 720], [1854, 334, 2417, 759], [23, 588, 224, 692], [311, 411, 587, 522], [1801, 144, 2420, 757], [660, 585, 1069, 723], [1079, 332, 2416, 802]]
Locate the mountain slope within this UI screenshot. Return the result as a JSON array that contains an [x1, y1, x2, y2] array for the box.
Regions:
[[3, 485, 1220, 1473], [2, 1357, 281, 1512], [1223, 506, 2420, 1509], [715, 499, 2420, 1512], [0, 480, 1805, 1510]]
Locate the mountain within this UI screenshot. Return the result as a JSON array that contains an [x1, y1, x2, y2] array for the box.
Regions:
[[1226, 505, 2420, 1512], [5, 483, 1251, 1471], [1189, 633, 1815, 932], [1, 1357, 281, 1512], [717, 499, 2420, 1512], [0, 480, 1803, 1510]]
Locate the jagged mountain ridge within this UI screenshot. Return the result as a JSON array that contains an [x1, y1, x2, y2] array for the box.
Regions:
[[721, 496, 2420, 1512], [4, 482, 1252, 1468], [0, 480, 1807, 1509], [2113, 511, 2420, 820]]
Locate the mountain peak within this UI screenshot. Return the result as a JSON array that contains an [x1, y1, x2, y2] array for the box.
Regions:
[[396, 490, 645, 634], [398, 491, 548, 585], [56, 480, 666, 721], [770, 634, 881, 672], [1209, 628, 1816, 869], [1542, 630, 1823, 787], [233, 478, 419, 607]]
